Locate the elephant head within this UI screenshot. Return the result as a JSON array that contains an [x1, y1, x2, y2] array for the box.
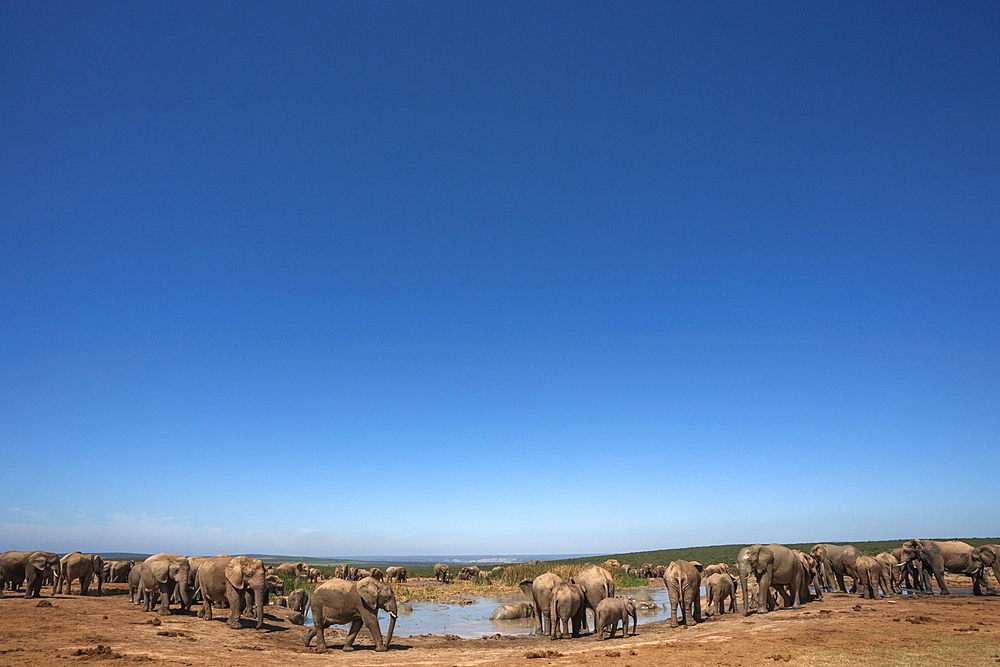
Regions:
[[226, 556, 266, 629], [149, 555, 192, 611], [358, 576, 397, 648]]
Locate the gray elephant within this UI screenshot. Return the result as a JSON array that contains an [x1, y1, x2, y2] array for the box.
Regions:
[[974, 545, 1000, 592], [275, 562, 308, 578], [594, 597, 636, 640], [875, 552, 901, 594], [457, 565, 480, 580], [853, 555, 882, 599], [521, 572, 563, 636], [288, 587, 309, 614], [109, 560, 134, 584], [901, 539, 986, 595], [794, 550, 823, 601], [303, 576, 398, 652], [139, 553, 192, 615], [57, 552, 104, 596], [665, 559, 702, 627], [628, 592, 659, 611], [273, 595, 288, 607], [195, 555, 266, 629], [548, 580, 586, 639], [489, 601, 535, 620], [738, 544, 803, 616], [264, 574, 284, 601], [128, 562, 144, 604], [434, 563, 451, 583], [308, 567, 323, 583], [703, 571, 737, 616], [385, 566, 407, 583], [0, 550, 60, 598], [892, 546, 926, 591], [810, 544, 861, 594], [571, 564, 615, 633]]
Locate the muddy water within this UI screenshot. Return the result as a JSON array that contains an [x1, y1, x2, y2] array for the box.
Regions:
[[304, 588, 682, 639]]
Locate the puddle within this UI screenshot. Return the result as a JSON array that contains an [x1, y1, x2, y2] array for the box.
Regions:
[[305, 588, 685, 639]]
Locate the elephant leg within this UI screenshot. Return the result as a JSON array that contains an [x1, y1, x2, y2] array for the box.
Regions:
[[343, 619, 364, 651], [158, 582, 173, 615], [758, 572, 773, 613], [932, 568, 950, 595], [303, 626, 318, 648], [363, 610, 386, 651], [226, 586, 243, 628]]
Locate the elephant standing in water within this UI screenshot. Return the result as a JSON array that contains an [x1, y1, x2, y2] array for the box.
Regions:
[[490, 601, 535, 620], [303, 576, 397, 651], [738, 544, 803, 616], [195, 555, 266, 629]]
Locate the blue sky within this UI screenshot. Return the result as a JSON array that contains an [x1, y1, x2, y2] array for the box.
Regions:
[[2, 1, 998, 558]]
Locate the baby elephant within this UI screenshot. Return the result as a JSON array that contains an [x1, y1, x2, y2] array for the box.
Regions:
[[594, 597, 637, 640], [489, 602, 535, 620]]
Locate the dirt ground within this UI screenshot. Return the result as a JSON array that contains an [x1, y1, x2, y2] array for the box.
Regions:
[[2, 578, 999, 667]]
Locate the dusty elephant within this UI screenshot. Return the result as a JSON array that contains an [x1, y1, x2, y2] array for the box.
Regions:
[[489, 601, 535, 620], [139, 553, 192, 615], [0, 550, 61, 599], [594, 596, 636, 640], [738, 544, 803, 616], [665, 559, 702, 627], [794, 550, 823, 601], [303, 576, 398, 651], [810, 544, 861, 594], [974, 545, 1000, 592], [385, 566, 407, 583], [307, 567, 323, 583], [628, 591, 658, 611], [901, 539, 985, 595], [521, 572, 563, 636], [109, 559, 134, 584], [57, 552, 104, 596], [549, 580, 586, 639], [853, 555, 882, 599], [433, 563, 451, 583], [703, 571, 737, 616], [571, 564, 615, 633], [195, 555, 266, 629], [288, 588, 309, 614], [875, 552, 901, 595], [275, 562, 308, 578]]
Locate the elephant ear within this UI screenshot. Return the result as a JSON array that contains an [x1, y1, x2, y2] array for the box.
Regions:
[[29, 552, 50, 571], [357, 577, 379, 610], [225, 558, 245, 589], [148, 557, 172, 583], [690, 561, 703, 572]]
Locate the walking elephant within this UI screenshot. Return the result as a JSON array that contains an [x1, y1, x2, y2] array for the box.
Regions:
[[738, 544, 803, 616], [664, 559, 702, 627], [900, 539, 986, 595], [810, 544, 861, 593], [195, 555, 266, 629], [303, 576, 398, 652], [139, 553, 192, 615], [0, 550, 60, 598], [571, 564, 615, 632], [57, 552, 104, 596]]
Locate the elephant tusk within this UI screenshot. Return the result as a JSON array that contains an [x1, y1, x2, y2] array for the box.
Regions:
[[389, 612, 397, 619]]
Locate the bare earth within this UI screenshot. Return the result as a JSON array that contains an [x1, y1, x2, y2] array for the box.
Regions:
[[2, 578, 999, 667]]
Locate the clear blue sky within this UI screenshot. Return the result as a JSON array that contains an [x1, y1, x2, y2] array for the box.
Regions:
[[2, 2, 998, 558]]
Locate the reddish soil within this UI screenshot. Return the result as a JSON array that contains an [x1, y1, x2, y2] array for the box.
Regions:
[[1, 580, 999, 666]]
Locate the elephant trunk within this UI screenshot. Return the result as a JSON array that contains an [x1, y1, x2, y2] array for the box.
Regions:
[[385, 611, 396, 649], [254, 580, 266, 629], [739, 572, 750, 616]]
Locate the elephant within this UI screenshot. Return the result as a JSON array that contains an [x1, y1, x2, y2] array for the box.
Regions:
[[273, 595, 288, 607], [489, 601, 535, 620], [892, 546, 926, 591], [548, 580, 586, 639], [594, 597, 636, 640], [264, 574, 284, 601], [571, 564, 615, 632], [794, 550, 823, 601], [303, 576, 398, 652], [702, 563, 732, 578], [853, 555, 882, 599], [109, 560, 134, 584], [333, 564, 346, 579], [974, 545, 1000, 592], [457, 565, 479, 580], [288, 588, 309, 614], [139, 553, 193, 615], [57, 552, 104, 596], [275, 562, 308, 578], [664, 559, 702, 627], [385, 566, 408, 583], [195, 555, 266, 629], [521, 572, 563, 635], [601, 559, 621, 569], [0, 550, 60, 598], [128, 562, 144, 604], [738, 544, 803, 616], [900, 539, 986, 595], [703, 572, 737, 616], [810, 544, 861, 593], [308, 567, 323, 583], [477, 569, 491, 584], [434, 563, 451, 583], [875, 552, 901, 595], [628, 592, 659, 611], [368, 567, 383, 581]]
